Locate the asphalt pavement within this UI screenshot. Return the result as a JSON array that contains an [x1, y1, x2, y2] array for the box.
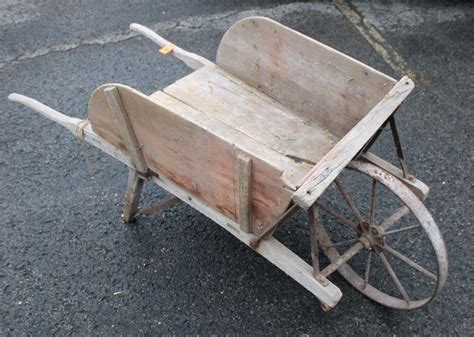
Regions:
[[1, 0, 473, 335]]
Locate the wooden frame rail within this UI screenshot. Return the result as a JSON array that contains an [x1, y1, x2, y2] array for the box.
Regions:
[[292, 77, 415, 210]]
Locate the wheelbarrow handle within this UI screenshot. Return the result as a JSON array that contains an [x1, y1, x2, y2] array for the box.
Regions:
[[7, 93, 132, 167], [129, 23, 214, 70]]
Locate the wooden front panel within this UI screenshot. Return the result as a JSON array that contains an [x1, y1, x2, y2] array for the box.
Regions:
[[216, 17, 397, 138], [88, 84, 294, 234]]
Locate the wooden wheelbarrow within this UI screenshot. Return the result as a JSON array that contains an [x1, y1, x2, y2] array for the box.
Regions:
[[9, 17, 448, 310]]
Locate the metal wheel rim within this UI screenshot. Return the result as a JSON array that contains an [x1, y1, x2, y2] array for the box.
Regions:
[[318, 160, 448, 310]]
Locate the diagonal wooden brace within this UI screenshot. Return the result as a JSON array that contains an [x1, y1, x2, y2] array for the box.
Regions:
[[105, 86, 148, 222]]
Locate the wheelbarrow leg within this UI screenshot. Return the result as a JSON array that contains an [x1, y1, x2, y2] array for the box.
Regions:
[[104, 86, 149, 223], [122, 168, 144, 223]]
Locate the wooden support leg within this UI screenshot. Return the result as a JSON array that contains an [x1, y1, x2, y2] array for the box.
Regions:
[[122, 168, 144, 223], [140, 197, 181, 216], [238, 155, 252, 233], [105, 86, 149, 223], [308, 205, 321, 277]]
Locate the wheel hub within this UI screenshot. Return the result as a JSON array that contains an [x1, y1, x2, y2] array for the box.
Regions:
[[359, 221, 385, 252]]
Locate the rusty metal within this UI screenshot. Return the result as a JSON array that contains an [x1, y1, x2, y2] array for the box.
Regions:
[[385, 244, 437, 281], [250, 203, 299, 248], [359, 119, 389, 156], [315, 160, 448, 310], [315, 201, 357, 229], [308, 207, 321, 276], [384, 224, 421, 235], [379, 206, 410, 231], [334, 178, 364, 224], [379, 251, 411, 304], [389, 115, 409, 178], [320, 241, 365, 277], [363, 251, 372, 289]]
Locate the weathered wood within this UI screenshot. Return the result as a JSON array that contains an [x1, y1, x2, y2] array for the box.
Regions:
[[104, 87, 148, 173], [7, 93, 131, 166], [130, 23, 214, 70], [360, 152, 429, 200], [148, 172, 342, 308], [122, 168, 144, 222], [9, 93, 342, 309], [164, 65, 339, 165], [308, 206, 321, 276], [140, 197, 181, 216], [293, 77, 415, 209], [238, 155, 252, 232], [90, 84, 298, 234], [216, 16, 396, 137], [250, 203, 299, 248]]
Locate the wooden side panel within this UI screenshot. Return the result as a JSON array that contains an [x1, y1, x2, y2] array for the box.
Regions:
[[216, 16, 397, 137], [88, 84, 296, 234]]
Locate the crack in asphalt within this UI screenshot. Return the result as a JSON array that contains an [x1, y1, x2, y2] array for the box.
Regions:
[[0, 2, 338, 69]]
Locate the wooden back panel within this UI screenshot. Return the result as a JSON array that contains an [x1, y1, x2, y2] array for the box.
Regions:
[[216, 17, 397, 137], [88, 84, 295, 234]]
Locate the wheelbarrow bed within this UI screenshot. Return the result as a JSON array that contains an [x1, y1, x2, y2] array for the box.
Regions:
[[8, 16, 446, 311]]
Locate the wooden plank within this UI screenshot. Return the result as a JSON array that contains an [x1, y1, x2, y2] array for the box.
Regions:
[[163, 66, 339, 165], [104, 87, 148, 173], [89, 84, 301, 234], [216, 16, 396, 137], [140, 197, 181, 216], [148, 172, 343, 308], [122, 168, 144, 222], [9, 92, 342, 308], [293, 77, 415, 209], [360, 152, 429, 200], [238, 155, 252, 232]]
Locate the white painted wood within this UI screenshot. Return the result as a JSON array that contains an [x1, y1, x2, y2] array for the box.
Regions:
[[130, 23, 214, 70], [9, 93, 342, 308], [293, 77, 415, 209]]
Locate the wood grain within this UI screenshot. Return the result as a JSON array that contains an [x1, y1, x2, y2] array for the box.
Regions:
[[163, 66, 339, 165], [89, 84, 301, 234], [105, 86, 148, 173], [238, 155, 252, 232], [293, 77, 415, 209], [216, 16, 396, 138]]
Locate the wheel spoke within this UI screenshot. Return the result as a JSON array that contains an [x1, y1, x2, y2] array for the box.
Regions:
[[327, 237, 359, 248], [380, 206, 410, 231], [370, 179, 377, 226], [384, 224, 421, 235], [385, 245, 437, 282], [335, 178, 365, 223], [378, 252, 411, 304], [321, 241, 365, 277], [315, 201, 357, 229], [363, 251, 372, 289]]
